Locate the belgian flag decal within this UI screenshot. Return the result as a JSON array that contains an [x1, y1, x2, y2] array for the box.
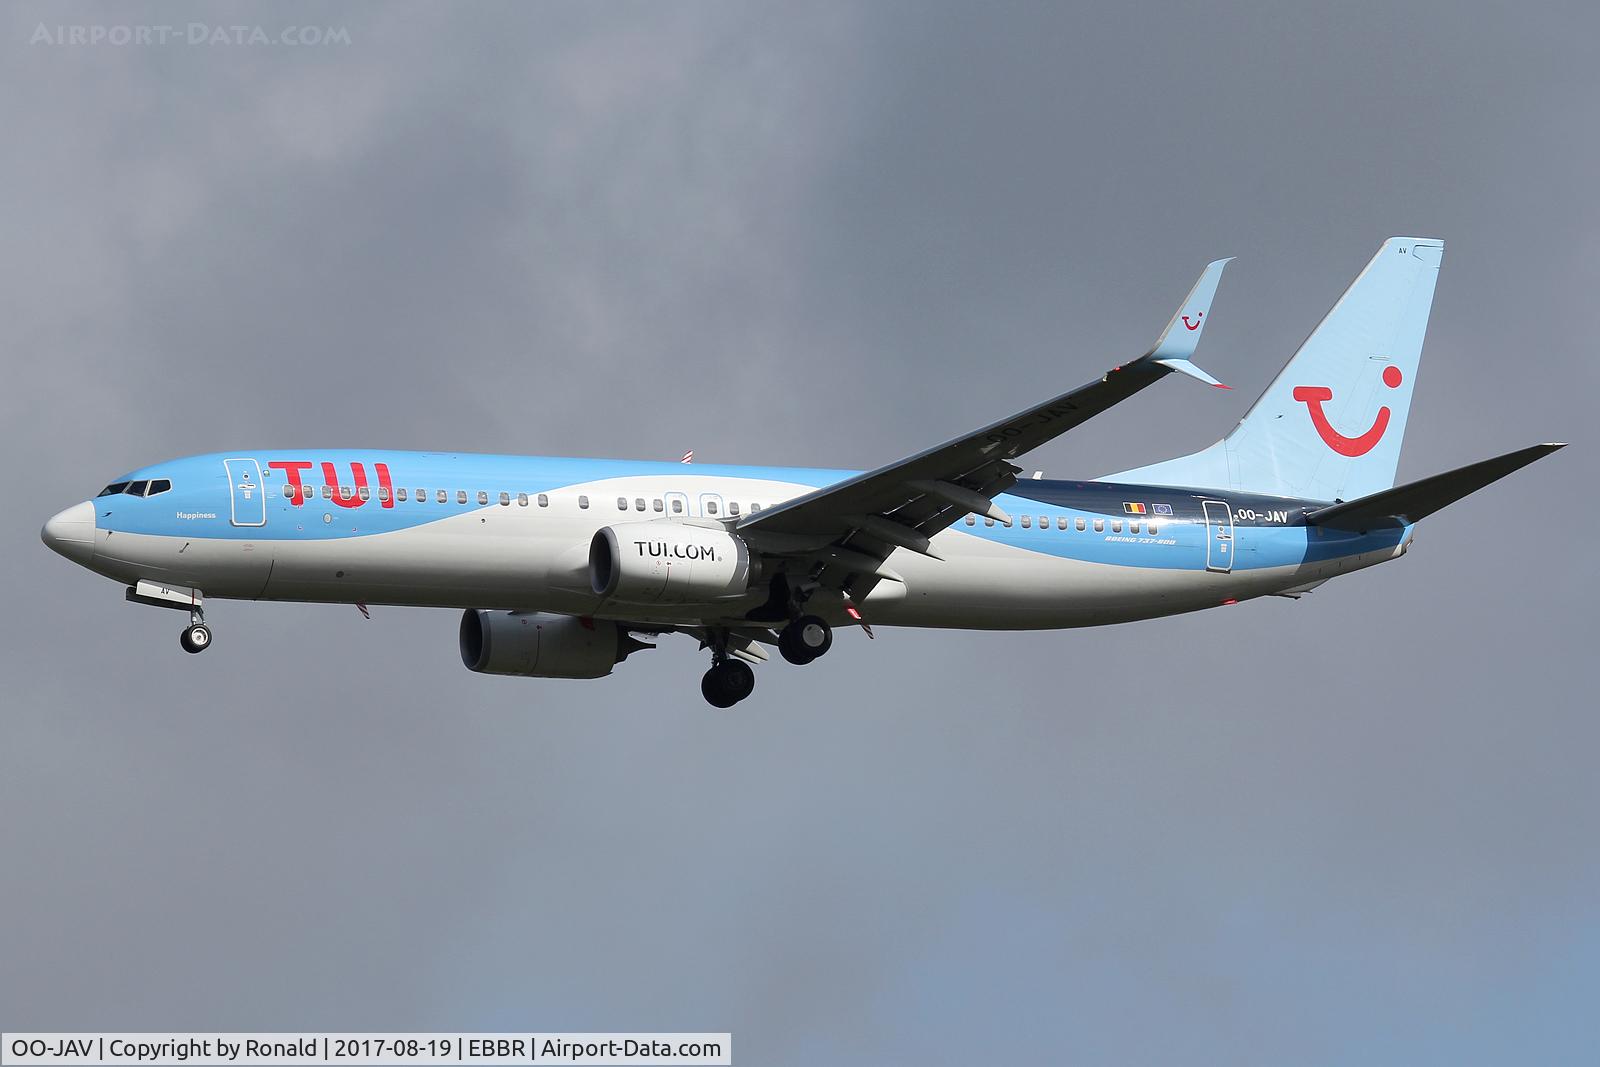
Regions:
[[1122, 502, 1147, 515]]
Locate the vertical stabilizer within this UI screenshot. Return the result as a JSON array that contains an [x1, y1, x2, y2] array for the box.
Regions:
[[1105, 237, 1444, 501]]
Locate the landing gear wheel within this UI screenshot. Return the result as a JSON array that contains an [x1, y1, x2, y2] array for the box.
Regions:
[[780, 615, 832, 664], [701, 660, 756, 708], [180, 623, 212, 654]]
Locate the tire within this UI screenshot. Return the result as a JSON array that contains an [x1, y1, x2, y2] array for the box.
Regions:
[[792, 615, 832, 659], [701, 661, 755, 707], [724, 659, 756, 701], [180, 624, 212, 654], [701, 666, 738, 708], [778, 625, 816, 665]]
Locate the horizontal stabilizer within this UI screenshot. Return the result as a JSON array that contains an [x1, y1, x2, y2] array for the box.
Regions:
[[1306, 443, 1565, 530]]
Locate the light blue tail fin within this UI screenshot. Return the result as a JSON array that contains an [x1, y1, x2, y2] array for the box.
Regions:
[[1106, 237, 1444, 502]]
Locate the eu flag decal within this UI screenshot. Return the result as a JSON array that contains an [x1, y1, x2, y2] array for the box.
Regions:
[[1152, 503, 1174, 515]]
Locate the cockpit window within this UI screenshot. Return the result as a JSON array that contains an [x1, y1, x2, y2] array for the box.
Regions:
[[98, 479, 173, 497]]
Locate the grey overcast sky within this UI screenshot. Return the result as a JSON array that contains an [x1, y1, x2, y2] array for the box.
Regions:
[[2, 2, 1596, 1063]]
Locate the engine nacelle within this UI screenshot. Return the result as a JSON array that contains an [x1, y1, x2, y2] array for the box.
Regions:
[[589, 522, 757, 606], [459, 610, 637, 679]]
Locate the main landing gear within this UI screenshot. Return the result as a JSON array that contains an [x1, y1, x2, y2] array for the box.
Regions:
[[180, 608, 212, 654], [702, 659, 756, 709], [697, 612, 835, 708], [700, 626, 759, 708], [778, 614, 832, 665]]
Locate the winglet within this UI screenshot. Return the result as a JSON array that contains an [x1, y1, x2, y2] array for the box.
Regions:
[[1155, 356, 1231, 389], [1147, 257, 1232, 387]]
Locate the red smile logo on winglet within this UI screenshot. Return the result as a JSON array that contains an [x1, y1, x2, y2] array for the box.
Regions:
[[1182, 312, 1203, 331], [1293, 365, 1403, 457]]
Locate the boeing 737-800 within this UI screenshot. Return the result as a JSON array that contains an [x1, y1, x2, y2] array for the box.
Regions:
[[42, 238, 1561, 706]]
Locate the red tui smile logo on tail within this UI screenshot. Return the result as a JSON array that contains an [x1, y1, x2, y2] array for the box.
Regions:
[[1293, 365, 1404, 457]]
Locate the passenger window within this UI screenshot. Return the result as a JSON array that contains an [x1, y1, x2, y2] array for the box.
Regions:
[[706, 501, 719, 515], [728, 502, 741, 517], [477, 491, 489, 505], [518, 493, 529, 507], [1093, 519, 1104, 532], [97, 482, 130, 498], [652, 499, 663, 513], [283, 486, 296, 500], [457, 490, 468, 504], [1057, 517, 1068, 530], [322, 485, 333, 500], [1020, 516, 1031, 528], [1112, 520, 1122, 532], [578, 495, 589, 509], [376, 487, 389, 502], [127, 480, 149, 496], [357, 487, 370, 501], [1002, 518, 1012, 527], [1147, 523, 1158, 535], [984, 517, 995, 526], [1038, 516, 1047, 530], [1076, 517, 1086, 531], [965, 515, 976, 526], [1130, 521, 1140, 533], [636, 498, 646, 511], [617, 496, 628, 510], [499, 492, 510, 506], [671, 499, 683, 514], [537, 493, 548, 508], [396, 488, 407, 502], [436, 490, 447, 503], [751, 503, 762, 512]]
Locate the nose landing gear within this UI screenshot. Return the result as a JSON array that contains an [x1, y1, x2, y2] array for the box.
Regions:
[[125, 582, 213, 654], [180, 608, 212, 654]]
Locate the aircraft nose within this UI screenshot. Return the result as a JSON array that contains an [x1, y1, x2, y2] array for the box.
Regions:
[[42, 501, 96, 565]]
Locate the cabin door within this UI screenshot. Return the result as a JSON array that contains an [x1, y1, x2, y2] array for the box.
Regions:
[[1202, 500, 1234, 573], [224, 458, 267, 527]]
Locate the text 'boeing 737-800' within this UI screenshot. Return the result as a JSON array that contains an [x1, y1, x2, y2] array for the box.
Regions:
[[42, 238, 1563, 706]]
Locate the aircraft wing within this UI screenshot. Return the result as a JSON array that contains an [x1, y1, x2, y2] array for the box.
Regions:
[[735, 258, 1231, 597]]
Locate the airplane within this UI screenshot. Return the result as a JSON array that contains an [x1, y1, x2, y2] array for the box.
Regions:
[[42, 237, 1563, 707]]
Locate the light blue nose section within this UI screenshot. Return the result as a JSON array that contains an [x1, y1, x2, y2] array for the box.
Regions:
[[42, 501, 96, 565]]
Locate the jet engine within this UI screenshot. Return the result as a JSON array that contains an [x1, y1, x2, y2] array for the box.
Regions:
[[459, 610, 645, 679], [589, 522, 758, 606]]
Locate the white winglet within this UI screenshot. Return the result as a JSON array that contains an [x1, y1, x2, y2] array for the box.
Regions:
[[1155, 356, 1229, 389]]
